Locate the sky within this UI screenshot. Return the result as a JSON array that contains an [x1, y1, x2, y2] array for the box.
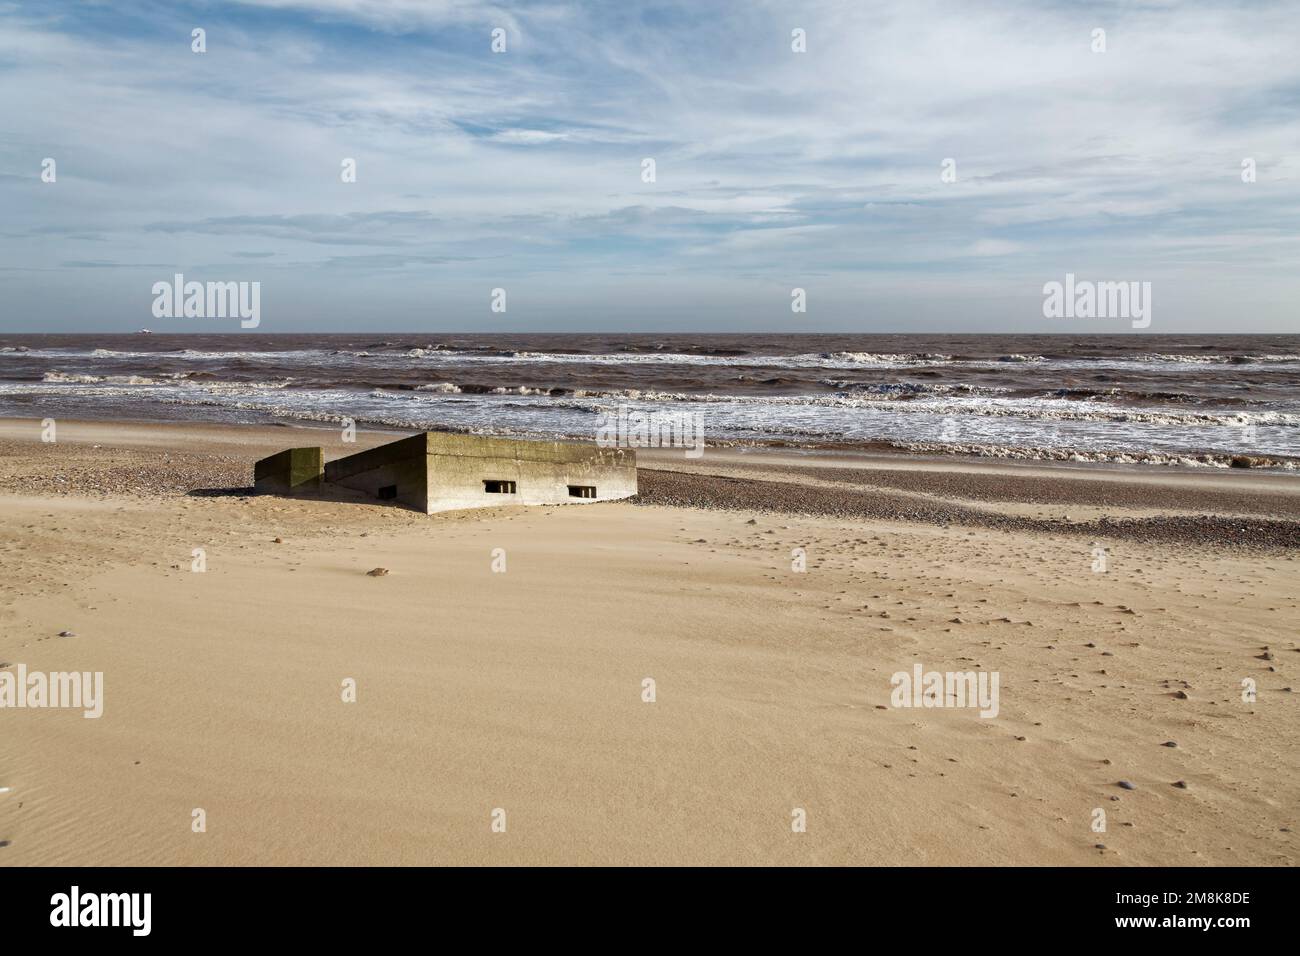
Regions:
[[0, 0, 1297, 333]]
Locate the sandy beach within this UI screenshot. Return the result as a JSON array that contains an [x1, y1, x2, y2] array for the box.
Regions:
[[0, 417, 1296, 866]]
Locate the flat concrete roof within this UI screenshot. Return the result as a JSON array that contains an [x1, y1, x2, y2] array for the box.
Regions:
[[323, 431, 633, 482]]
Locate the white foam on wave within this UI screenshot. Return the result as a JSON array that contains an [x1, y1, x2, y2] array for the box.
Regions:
[[491, 385, 551, 395], [814, 351, 954, 364], [895, 442, 1298, 469], [5, 371, 1298, 460], [13, 374, 1300, 430], [1133, 352, 1300, 364], [43, 371, 173, 385], [9, 347, 1298, 376], [38, 372, 291, 390], [563, 386, 1300, 427]]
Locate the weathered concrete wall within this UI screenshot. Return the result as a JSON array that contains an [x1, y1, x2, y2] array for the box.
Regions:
[[253, 446, 324, 495], [323, 432, 429, 512], [423, 432, 636, 513], [315, 432, 636, 513]]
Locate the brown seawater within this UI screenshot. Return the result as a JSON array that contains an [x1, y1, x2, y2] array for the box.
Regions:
[[2, 333, 1297, 465]]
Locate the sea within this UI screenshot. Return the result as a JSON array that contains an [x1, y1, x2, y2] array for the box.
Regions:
[[2, 333, 1297, 467]]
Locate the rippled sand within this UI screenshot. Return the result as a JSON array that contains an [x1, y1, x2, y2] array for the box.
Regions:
[[0, 419, 1295, 865]]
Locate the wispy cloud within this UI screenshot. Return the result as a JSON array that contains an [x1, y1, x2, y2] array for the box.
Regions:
[[1, 0, 1297, 330]]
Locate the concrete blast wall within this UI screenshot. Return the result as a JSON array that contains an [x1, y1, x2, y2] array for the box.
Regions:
[[323, 433, 431, 511], [253, 446, 324, 495]]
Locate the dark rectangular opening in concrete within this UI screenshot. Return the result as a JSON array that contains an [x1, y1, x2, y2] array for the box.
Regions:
[[483, 479, 517, 494], [377, 484, 398, 500], [568, 485, 597, 499]]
